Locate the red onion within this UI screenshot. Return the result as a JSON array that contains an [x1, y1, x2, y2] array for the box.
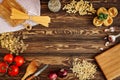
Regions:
[[57, 69, 68, 78], [48, 72, 57, 80]]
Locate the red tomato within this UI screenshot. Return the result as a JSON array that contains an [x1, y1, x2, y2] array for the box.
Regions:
[[0, 62, 8, 73], [8, 65, 19, 76], [4, 54, 13, 63], [14, 56, 24, 67]]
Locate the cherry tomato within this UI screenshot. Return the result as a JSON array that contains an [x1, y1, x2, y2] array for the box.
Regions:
[[0, 62, 8, 73], [4, 54, 13, 63], [8, 65, 19, 76], [14, 56, 24, 67]]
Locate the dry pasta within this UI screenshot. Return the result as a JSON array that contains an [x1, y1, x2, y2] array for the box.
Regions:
[[0, 0, 26, 26], [63, 0, 96, 15], [70, 58, 97, 80], [0, 32, 28, 55]]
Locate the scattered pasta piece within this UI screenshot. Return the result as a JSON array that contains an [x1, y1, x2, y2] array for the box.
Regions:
[[22, 23, 32, 31]]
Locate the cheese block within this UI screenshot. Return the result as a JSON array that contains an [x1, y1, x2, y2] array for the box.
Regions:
[[95, 44, 120, 80]]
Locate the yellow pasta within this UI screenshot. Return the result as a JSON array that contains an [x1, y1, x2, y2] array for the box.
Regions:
[[0, 0, 25, 27], [10, 8, 51, 27]]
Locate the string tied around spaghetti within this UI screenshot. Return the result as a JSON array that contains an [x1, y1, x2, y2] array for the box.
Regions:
[[29, 16, 33, 20]]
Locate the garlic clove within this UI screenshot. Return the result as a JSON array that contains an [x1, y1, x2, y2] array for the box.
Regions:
[[108, 35, 116, 42]]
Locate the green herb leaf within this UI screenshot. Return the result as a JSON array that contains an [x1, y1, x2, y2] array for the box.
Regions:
[[98, 13, 108, 21], [103, 14, 108, 19]]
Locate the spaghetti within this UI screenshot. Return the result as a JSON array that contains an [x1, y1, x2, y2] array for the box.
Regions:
[[10, 8, 51, 27]]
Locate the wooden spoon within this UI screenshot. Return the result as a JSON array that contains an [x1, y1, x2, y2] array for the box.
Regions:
[[21, 60, 39, 80]]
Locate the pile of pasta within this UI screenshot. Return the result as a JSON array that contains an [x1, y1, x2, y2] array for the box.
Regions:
[[0, 0, 51, 28], [93, 7, 118, 27], [0, 0, 25, 27]]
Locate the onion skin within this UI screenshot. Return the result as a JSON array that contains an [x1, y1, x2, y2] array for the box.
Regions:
[[48, 72, 58, 80], [57, 69, 68, 78]]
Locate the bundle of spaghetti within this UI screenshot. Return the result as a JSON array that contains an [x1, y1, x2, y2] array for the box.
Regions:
[[10, 8, 51, 27], [0, 0, 25, 27], [2, 0, 25, 12]]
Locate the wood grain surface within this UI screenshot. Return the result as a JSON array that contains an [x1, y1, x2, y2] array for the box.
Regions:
[[0, 0, 120, 80]]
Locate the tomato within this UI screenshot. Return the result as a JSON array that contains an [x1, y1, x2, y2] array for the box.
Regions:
[[0, 62, 8, 73], [4, 54, 13, 63], [8, 65, 19, 76], [14, 56, 24, 67]]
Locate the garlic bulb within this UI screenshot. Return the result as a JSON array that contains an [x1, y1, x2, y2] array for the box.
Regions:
[[48, 0, 61, 12]]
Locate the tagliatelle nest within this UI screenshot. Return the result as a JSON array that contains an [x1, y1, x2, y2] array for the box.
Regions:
[[70, 58, 97, 80], [63, 0, 96, 15], [0, 32, 28, 55]]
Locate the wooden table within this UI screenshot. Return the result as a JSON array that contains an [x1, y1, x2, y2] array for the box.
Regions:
[[0, 0, 120, 80]]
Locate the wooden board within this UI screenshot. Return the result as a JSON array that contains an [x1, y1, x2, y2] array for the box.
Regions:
[[95, 44, 120, 80]]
